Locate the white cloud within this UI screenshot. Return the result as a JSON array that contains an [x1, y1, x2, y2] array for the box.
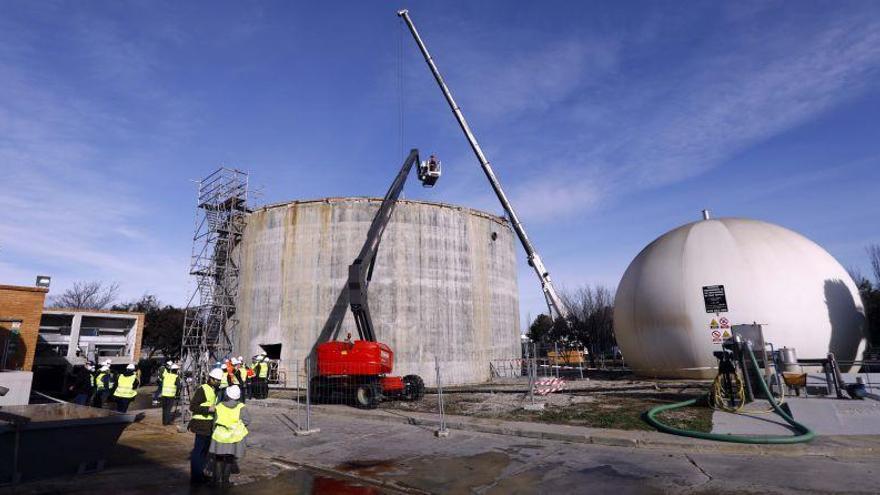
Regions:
[[0, 10, 191, 305], [409, 11, 880, 227]]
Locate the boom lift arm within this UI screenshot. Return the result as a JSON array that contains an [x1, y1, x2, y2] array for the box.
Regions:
[[396, 9, 568, 319], [348, 149, 440, 342]]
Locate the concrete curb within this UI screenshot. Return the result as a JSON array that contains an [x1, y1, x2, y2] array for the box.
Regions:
[[259, 398, 880, 458]]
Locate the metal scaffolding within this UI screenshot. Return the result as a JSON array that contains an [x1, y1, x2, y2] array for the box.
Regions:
[[179, 167, 249, 423]]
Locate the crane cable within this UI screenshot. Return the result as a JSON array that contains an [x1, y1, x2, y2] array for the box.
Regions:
[[397, 16, 406, 160]]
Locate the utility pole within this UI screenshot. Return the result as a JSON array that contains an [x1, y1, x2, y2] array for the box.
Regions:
[[397, 9, 568, 319]]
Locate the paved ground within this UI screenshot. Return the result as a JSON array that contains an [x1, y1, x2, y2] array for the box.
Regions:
[[713, 396, 880, 435], [5, 401, 880, 494], [249, 403, 880, 494]]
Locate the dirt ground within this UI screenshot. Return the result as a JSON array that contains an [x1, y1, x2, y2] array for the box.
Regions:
[[271, 374, 714, 432], [387, 390, 711, 432]]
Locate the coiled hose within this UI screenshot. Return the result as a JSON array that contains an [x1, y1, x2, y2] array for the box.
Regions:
[[644, 345, 815, 444]]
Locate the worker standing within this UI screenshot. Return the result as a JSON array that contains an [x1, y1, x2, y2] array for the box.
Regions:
[[153, 360, 173, 405], [93, 364, 113, 408], [258, 354, 270, 399], [234, 357, 247, 403], [189, 368, 223, 484], [112, 363, 140, 412], [159, 363, 181, 425], [209, 385, 250, 487], [69, 364, 94, 406], [249, 356, 262, 400]]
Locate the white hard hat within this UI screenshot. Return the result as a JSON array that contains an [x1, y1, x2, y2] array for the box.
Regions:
[[166, 360, 174, 366], [231, 357, 240, 365], [170, 363, 180, 370], [102, 359, 112, 366], [237, 356, 244, 361], [208, 368, 225, 381], [225, 385, 241, 400], [126, 363, 136, 370], [100, 365, 110, 372]]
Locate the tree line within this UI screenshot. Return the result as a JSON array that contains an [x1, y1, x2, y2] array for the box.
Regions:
[[526, 284, 617, 363]]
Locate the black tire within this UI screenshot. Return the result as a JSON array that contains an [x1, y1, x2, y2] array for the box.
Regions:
[[309, 377, 327, 404], [354, 382, 381, 409], [402, 374, 425, 401]]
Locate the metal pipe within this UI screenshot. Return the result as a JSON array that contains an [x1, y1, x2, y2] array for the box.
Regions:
[[397, 9, 568, 319]]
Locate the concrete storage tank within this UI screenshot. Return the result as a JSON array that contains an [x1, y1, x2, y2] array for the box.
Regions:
[[235, 197, 521, 386], [614, 216, 867, 379]]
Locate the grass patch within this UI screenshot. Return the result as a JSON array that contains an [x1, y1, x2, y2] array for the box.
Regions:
[[502, 393, 713, 432]]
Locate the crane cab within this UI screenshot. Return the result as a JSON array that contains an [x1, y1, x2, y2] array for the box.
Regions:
[[418, 155, 441, 187]]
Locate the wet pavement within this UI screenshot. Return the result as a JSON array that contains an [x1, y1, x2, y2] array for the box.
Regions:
[[5, 400, 880, 494]]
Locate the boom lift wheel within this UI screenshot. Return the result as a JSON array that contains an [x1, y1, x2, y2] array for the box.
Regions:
[[354, 381, 381, 409], [402, 374, 425, 401]]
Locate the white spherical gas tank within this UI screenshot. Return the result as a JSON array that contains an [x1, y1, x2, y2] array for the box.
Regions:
[[614, 216, 866, 378]]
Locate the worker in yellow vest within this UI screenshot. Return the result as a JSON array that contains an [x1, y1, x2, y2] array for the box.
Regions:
[[159, 363, 181, 425], [233, 357, 247, 403], [189, 367, 224, 484], [153, 360, 174, 406], [93, 364, 113, 408], [112, 363, 139, 412], [250, 354, 269, 399], [209, 385, 250, 486]]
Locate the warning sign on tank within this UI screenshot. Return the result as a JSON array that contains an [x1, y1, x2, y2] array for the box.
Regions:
[[721, 329, 732, 339], [719, 317, 730, 328], [711, 330, 722, 344], [702, 285, 728, 313], [709, 318, 720, 329]]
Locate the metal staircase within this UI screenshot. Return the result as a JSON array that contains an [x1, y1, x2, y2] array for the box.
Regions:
[[178, 167, 250, 424]]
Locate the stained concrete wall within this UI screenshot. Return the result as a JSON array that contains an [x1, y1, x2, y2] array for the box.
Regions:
[[235, 197, 520, 386]]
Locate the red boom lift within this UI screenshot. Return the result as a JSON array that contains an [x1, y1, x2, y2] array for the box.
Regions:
[[311, 149, 440, 408]]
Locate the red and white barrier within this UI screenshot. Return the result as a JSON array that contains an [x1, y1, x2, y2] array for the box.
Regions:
[[534, 377, 565, 395]]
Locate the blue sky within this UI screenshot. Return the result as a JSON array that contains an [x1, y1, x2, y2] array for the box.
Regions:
[[1, 1, 878, 325]]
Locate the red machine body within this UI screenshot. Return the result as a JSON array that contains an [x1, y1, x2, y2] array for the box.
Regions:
[[316, 341, 394, 376]]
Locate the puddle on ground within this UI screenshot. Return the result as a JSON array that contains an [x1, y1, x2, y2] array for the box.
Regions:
[[336, 451, 512, 494], [190, 468, 388, 495]]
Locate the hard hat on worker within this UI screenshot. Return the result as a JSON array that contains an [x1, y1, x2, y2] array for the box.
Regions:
[[170, 363, 179, 370], [226, 385, 241, 400], [126, 363, 136, 370], [209, 368, 225, 381]]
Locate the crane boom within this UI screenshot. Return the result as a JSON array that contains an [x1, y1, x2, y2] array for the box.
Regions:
[[396, 9, 568, 319]]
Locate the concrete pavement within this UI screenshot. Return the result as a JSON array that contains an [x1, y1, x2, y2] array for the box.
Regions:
[[5, 401, 878, 494], [247, 402, 880, 494]]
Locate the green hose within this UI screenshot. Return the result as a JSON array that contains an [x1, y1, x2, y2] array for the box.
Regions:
[[644, 345, 816, 444]]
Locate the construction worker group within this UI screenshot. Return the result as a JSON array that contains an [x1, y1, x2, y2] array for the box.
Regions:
[[67, 352, 270, 485], [189, 352, 269, 485]]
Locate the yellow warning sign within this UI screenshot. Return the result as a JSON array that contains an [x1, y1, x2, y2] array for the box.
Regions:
[[721, 330, 731, 339], [710, 319, 719, 329]]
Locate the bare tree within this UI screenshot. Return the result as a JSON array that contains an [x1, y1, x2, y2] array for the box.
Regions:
[[557, 284, 617, 363], [48, 281, 121, 310], [868, 244, 880, 286]]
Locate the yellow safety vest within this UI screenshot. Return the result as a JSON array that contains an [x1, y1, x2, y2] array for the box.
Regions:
[[96, 372, 108, 390], [161, 372, 178, 398], [258, 362, 268, 379], [114, 373, 138, 399], [192, 384, 217, 421], [211, 403, 248, 444]]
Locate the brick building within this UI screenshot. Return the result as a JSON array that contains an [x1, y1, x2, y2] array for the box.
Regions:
[[0, 284, 49, 372]]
